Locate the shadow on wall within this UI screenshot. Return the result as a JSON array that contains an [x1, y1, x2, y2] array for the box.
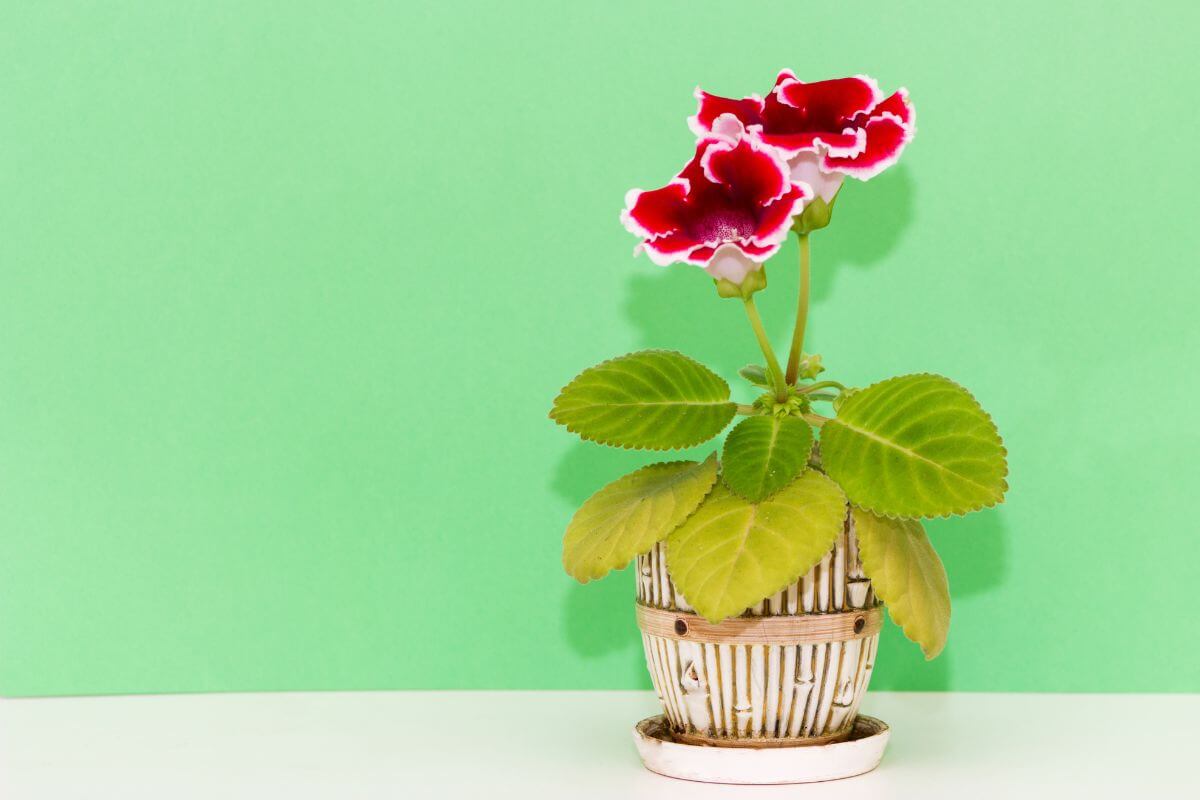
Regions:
[[561, 573, 640, 656], [553, 165, 949, 688], [552, 442, 655, 682], [870, 507, 1010, 691], [808, 164, 915, 304]]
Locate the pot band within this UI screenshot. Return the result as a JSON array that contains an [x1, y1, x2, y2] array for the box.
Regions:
[[635, 603, 883, 645]]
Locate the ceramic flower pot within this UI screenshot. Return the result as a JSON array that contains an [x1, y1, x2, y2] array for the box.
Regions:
[[635, 512, 881, 747]]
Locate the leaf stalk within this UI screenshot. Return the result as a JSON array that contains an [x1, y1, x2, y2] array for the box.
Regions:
[[797, 380, 846, 395]]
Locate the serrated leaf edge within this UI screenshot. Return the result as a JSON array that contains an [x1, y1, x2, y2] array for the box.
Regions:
[[854, 509, 950, 660], [827, 372, 1009, 520], [667, 473, 847, 622], [548, 349, 737, 451], [563, 453, 720, 583], [720, 415, 814, 503]]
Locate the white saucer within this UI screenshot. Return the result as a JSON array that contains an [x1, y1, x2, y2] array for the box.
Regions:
[[633, 714, 890, 785]]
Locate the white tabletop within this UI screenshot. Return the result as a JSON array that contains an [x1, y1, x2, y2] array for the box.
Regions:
[[0, 690, 1194, 798]]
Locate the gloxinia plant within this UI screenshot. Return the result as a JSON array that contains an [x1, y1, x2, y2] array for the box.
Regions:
[[551, 73, 1006, 659]]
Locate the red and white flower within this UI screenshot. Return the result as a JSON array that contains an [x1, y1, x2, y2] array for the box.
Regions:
[[689, 71, 915, 202], [621, 116, 812, 286]]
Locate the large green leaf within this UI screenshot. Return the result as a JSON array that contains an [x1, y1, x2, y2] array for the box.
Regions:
[[853, 508, 950, 659], [562, 454, 719, 583], [821, 374, 1007, 518], [550, 350, 736, 450], [721, 415, 814, 502], [667, 471, 846, 622]]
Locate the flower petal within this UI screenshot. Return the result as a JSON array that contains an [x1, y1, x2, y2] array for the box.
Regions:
[[769, 75, 882, 132], [709, 112, 747, 142], [737, 241, 778, 259], [640, 230, 705, 265], [772, 68, 798, 88], [869, 88, 914, 130], [620, 181, 689, 240], [702, 243, 762, 283], [788, 152, 845, 203], [687, 88, 765, 136], [823, 112, 913, 180], [700, 130, 791, 205], [751, 184, 812, 246], [757, 128, 864, 158]]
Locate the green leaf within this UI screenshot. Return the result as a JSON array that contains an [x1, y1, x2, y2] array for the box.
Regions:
[[667, 471, 846, 622], [738, 365, 770, 388], [562, 454, 719, 583], [821, 374, 1008, 518], [853, 508, 950, 659], [550, 350, 737, 450], [721, 415, 814, 502]]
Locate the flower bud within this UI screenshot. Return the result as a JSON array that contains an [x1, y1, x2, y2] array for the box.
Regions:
[[797, 353, 825, 380]]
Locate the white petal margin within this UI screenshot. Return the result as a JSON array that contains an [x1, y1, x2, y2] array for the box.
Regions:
[[709, 112, 746, 142], [686, 87, 766, 138], [699, 114, 795, 205], [638, 238, 692, 267], [750, 185, 811, 249], [852, 73, 885, 110], [685, 86, 709, 137], [771, 72, 882, 115], [774, 67, 799, 84], [891, 87, 917, 131], [819, 127, 867, 158], [823, 111, 915, 181], [619, 178, 692, 241]]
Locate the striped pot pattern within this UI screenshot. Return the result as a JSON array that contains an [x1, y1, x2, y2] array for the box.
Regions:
[[635, 513, 880, 746]]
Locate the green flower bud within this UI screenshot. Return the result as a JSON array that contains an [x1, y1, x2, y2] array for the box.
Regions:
[[714, 266, 767, 300], [792, 192, 839, 235], [797, 353, 825, 380]]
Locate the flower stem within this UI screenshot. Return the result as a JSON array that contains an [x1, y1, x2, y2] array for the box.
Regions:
[[742, 296, 788, 401], [784, 232, 811, 384]]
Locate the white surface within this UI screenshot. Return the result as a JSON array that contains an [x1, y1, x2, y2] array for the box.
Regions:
[[0, 690, 1196, 798], [635, 714, 889, 784]]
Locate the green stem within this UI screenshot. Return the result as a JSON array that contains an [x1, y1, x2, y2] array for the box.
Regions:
[[797, 379, 846, 395], [784, 232, 811, 384], [742, 297, 788, 401], [803, 412, 830, 428], [735, 404, 757, 415]]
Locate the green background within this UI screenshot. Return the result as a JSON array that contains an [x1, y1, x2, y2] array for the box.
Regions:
[[2, 2, 1197, 697]]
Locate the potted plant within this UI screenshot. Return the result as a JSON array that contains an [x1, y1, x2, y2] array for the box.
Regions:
[[550, 71, 1007, 779]]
